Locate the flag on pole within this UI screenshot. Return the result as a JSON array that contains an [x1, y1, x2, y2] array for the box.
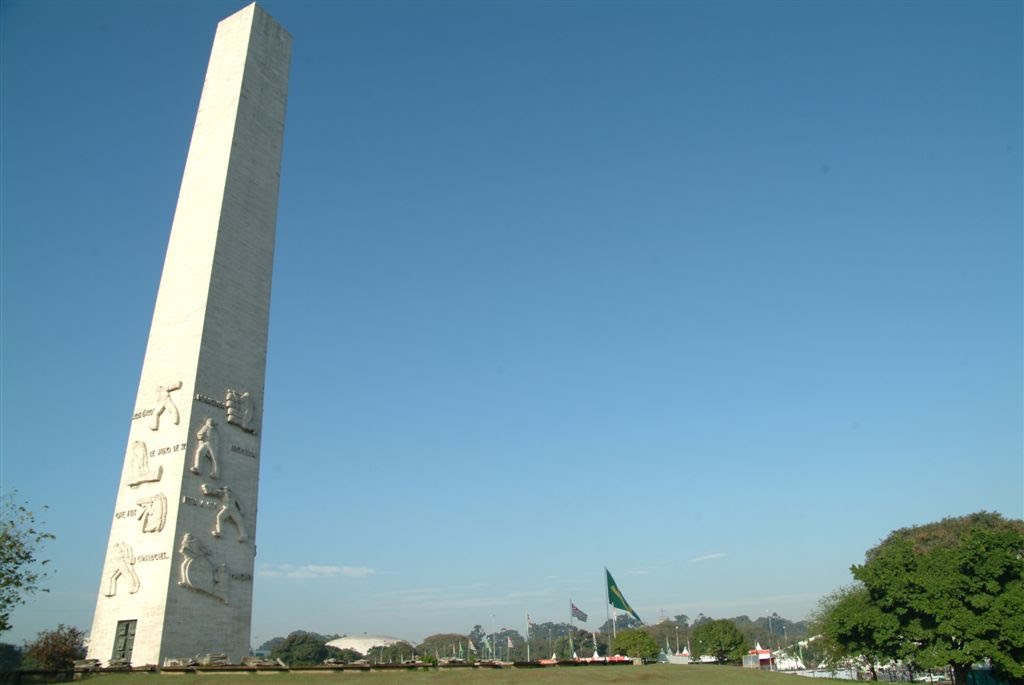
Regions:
[[606, 568, 643, 623], [467, 639, 477, 652], [571, 603, 588, 622], [527, 613, 534, 626], [507, 636, 514, 649]]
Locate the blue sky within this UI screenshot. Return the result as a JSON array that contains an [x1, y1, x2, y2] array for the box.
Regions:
[[1, 0, 1021, 648]]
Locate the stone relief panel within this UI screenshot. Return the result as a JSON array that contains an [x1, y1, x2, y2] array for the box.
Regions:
[[190, 418, 220, 479], [150, 381, 183, 431], [200, 484, 248, 542], [137, 493, 167, 533], [225, 389, 256, 433], [177, 532, 227, 604], [104, 542, 140, 597], [127, 441, 163, 487]]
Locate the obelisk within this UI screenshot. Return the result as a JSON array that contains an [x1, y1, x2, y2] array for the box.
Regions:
[[88, 4, 290, 666]]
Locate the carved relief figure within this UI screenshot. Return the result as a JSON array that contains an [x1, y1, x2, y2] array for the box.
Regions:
[[104, 542, 140, 597], [150, 381, 183, 430], [137, 493, 167, 533], [127, 441, 163, 487], [225, 389, 255, 432], [201, 484, 248, 542], [178, 533, 226, 603], [190, 418, 219, 478]]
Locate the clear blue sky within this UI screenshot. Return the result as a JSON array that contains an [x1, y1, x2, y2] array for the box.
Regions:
[[1, 0, 1021, 648]]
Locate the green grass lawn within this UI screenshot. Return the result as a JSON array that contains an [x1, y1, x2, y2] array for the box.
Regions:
[[69, 666, 804, 685]]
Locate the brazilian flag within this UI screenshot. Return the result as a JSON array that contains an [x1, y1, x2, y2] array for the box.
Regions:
[[606, 568, 643, 623]]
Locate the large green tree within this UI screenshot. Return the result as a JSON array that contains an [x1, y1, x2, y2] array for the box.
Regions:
[[22, 625, 85, 671], [0, 493, 54, 633], [270, 631, 331, 666], [611, 629, 660, 660], [691, 619, 746, 664], [851, 512, 1024, 685], [812, 585, 901, 680]]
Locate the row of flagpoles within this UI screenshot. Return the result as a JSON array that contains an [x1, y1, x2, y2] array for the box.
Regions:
[[522, 568, 643, 660], [460, 568, 643, 661], [391, 568, 645, 662]]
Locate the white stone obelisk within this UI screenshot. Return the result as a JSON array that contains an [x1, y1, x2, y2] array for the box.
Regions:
[[88, 3, 290, 666]]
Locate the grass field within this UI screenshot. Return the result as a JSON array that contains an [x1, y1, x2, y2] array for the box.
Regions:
[[68, 666, 806, 685]]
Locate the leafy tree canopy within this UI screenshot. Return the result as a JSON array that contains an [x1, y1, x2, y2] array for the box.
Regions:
[[598, 615, 642, 633], [550, 629, 603, 660], [0, 493, 55, 633], [0, 643, 21, 671], [550, 634, 593, 661], [269, 631, 331, 666], [259, 632, 337, 653], [691, 619, 746, 664], [324, 647, 362, 663], [418, 633, 470, 658], [22, 625, 85, 671], [611, 629, 660, 660], [257, 636, 286, 652], [811, 584, 901, 680], [467, 625, 487, 644], [851, 512, 1024, 685], [365, 641, 414, 664], [527, 622, 574, 639]]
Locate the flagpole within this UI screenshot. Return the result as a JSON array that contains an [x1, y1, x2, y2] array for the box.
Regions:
[[525, 611, 531, 662], [568, 600, 574, 660], [604, 567, 612, 649]]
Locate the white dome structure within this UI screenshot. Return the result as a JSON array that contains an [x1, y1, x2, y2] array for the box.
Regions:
[[326, 635, 409, 655]]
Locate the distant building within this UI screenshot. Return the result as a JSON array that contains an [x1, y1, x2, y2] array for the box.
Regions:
[[326, 635, 409, 655], [743, 642, 775, 669]]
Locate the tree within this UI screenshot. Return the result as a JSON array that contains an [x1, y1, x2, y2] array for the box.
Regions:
[[269, 631, 330, 666], [468, 625, 487, 644], [0, 643, 22, 671], [257, 636, 286, 652], [611, 629, 660, 661], [641, 619, 688, 655], [527, 622, 572, 660], [22, 625, 85, 670], [418, 633, 469, 660], [598, 614, 642, 633], [691, 619, 746, 664], [492, 628, 526, 661], [750, 613, 805, 650], [366, 641, 414, 664], [0, 493, 55, 633], [800, 635, 833, 671], [851, 512, 1024, 685], [324, 647, 362, 663], [544, 628, 602, 660], [811, 585, 901, 679]]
